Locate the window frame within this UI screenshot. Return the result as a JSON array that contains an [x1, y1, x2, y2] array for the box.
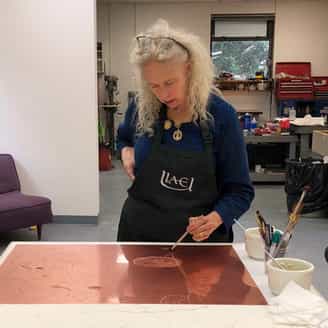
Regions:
[[210, 14, 275, 79]]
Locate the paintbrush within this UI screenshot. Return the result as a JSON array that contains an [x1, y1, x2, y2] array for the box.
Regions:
[[272, 187, 309, 258], [171, 231, 189, 251], [256, 210, 267, 241], [234, 219, 288, 270], [288, 187, 309, 227]]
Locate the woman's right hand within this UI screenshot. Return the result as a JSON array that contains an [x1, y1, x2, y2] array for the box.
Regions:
[[121, 147, 135, 180]]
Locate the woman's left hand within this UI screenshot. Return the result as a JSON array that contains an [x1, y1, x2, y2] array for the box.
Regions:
[[186, 211, 223, 241]]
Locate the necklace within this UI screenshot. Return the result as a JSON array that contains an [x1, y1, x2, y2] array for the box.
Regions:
[[164, 120, 183, 141]]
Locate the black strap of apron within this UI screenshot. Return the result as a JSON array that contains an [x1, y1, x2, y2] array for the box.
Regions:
[[199, 119, 213, 154], [199, 119, 216, 176], [152, 106, 167, 147]]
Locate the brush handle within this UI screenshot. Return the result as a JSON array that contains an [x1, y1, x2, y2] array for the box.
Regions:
[[171, 231, 189, 251], [272, 231, 291, 258], [290, 190, 307, 220]]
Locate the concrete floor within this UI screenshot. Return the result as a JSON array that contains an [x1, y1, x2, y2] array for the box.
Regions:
[[1, 160, 327, 298]]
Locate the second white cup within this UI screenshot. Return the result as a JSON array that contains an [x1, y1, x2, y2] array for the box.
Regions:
[[245, 227, 265, 260]]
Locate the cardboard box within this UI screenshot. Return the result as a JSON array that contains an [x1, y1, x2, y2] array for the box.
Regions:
[[312, 130, 328, 156]]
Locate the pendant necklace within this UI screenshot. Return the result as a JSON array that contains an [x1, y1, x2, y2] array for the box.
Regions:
[[164, 120, 183, 141]]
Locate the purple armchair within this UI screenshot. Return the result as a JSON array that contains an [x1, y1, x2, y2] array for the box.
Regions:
[[0, 154, 52, 240]]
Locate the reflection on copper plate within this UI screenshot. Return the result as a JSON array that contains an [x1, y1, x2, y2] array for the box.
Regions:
[[88, 286, 102, 290], [51, 285, 71, 291], [132, 256, 182, 268], [241, 271, 257, 287], [160, 294, 188, 304]]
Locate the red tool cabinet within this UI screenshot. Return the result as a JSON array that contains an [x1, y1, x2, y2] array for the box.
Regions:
[[312, 76, 328, 99], [275, 62, 314, 100]]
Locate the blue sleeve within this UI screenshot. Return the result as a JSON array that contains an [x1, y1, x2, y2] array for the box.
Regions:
[[116, 101, 137, 155], [213, 104, 254, 231]]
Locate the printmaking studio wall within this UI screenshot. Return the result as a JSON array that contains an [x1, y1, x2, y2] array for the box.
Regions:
[[97, 0, 328, 122], [274, 0, 328, 76], [0, 0, 99, 217]]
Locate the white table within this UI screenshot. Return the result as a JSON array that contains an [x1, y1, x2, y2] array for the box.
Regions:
[[0, 242, 314, 327]]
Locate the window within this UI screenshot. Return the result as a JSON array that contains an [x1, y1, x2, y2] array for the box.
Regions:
[[211, 15, 275, 80]]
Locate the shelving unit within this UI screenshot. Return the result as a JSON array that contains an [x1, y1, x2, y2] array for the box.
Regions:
[[99, 104, 119, 155], [216, 79, 274, 118], [236, 109, 263, 117], [97, 42, 105, 75], [215, 79, 273, 92], [249, 170, 287, 183], [275, 62, 321, 117], [244, 135, 298, 183]]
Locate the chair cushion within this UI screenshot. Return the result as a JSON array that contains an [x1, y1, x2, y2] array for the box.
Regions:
[[0, 191, 50, 212], [0, 191, 52, 232], [0, 154, 20, 194]]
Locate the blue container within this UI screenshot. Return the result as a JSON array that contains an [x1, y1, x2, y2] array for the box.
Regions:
[[244, 113, 251, 130]]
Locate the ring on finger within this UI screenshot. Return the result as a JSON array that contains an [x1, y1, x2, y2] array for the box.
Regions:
[[201, 232, 207, 238]]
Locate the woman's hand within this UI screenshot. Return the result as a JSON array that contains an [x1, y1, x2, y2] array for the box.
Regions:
[[187, 211, 223, 241], [121, 146, 135, 180]]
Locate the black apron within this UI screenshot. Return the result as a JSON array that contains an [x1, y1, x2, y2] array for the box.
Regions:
[[117, 112, 233, 243]]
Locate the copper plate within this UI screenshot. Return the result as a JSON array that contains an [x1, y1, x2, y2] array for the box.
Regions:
[[0, 244, 267, 305]]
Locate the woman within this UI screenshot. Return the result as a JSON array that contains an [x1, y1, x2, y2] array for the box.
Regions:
[[116, 19, 254, 243]]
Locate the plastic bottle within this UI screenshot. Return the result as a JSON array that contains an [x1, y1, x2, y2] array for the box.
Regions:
[[251, 117, 257, 133], [244, 113, 251, 131], [305, 105, 310, 115], [289, 106, 296, 120]]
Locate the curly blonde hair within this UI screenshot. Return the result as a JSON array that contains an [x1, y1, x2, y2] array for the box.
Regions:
[[130, 19, 221, 135]]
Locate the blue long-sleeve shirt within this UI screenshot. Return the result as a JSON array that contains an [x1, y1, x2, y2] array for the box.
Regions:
[[116, 93, 254, 230]]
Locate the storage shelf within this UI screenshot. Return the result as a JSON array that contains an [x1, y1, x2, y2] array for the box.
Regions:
[[215, 79, 273, 92], [244, 135, 298, 144], [237, 109, 263, 115], [245, 134, 298, 183], [222, 90, 271, 94], [250, 171, 286, 182]]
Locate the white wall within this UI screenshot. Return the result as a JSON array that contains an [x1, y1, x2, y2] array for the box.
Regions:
[[135, 1, 275, 120], [109, 3, 136, 126], [274, 0, 328, 75], [98, 0, 275, 118], [0, 0, 99, 216], [98, 0, 328, 120]]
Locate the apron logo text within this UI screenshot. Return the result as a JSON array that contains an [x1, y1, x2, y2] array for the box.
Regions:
[[160, 170, 194, 192]]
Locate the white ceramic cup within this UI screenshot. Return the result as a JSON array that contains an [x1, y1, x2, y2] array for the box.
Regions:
[[244, 227, 284, 261], [255, 164, 262, 173], [267, 257, 314, 295], [244, 227, 265, 260]]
